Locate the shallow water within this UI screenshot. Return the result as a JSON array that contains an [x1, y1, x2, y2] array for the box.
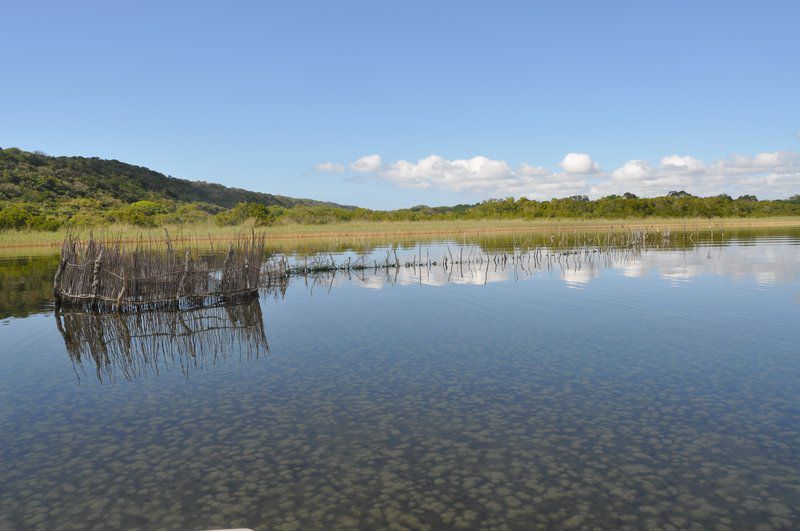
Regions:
[[1, 231, 799, 529]]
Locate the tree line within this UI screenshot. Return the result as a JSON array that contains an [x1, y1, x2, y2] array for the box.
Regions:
[[3, 193, 799, 231]]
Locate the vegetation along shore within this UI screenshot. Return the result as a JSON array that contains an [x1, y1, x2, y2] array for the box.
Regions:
[[2, 147, 799, 250]]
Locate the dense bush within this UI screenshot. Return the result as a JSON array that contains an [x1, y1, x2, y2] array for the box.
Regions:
[[154, 203, 219, 225], [0, 203, 62, 231], [112, 201, 169, 227], [214, 203, 286, 226]]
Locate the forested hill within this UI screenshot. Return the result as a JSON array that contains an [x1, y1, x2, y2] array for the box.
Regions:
[[0, 147, 348, 209]]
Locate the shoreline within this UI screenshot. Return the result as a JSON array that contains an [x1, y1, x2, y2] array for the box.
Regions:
[[1, 217, 799, 253]]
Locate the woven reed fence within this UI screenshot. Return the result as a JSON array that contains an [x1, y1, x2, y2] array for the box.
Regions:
[[53, 234, 264, 312], [55, 300, 268, 382]]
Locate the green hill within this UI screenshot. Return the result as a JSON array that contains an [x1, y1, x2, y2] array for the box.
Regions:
[[0, 147, 348, 209]]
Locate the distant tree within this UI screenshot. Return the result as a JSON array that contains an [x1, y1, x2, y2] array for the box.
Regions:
[[667, 191, 692, 197], [568, 195, 590, 202], [623, 192, 638, 199], [737, 195, 758, 201]]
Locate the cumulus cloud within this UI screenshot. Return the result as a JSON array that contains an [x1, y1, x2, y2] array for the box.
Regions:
[[346, 154, 590, 199], [559, 153, 600, 174], [382, 156, 514, 192], [659, 155, 704, 173], [314, 161, 344, 173], [612, 160, 651, 181], [314, 148, 800, 200], [350, 154, 382, 172]]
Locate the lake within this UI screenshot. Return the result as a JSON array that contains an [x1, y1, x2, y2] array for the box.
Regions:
[[1, 229, 799, 529]]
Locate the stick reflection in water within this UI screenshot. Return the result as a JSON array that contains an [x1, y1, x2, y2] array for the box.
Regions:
[[277, 240, 658, 293], [55, 299, 269, 383]]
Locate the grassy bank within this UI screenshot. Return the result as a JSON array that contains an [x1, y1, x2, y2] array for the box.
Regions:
[[2, 217, 800, 257]]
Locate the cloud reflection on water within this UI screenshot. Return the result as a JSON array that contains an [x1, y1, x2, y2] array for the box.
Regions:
[[303, 239, 800, 292]]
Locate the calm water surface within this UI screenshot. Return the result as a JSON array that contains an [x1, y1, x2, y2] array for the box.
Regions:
[[1, 231, 799, 529]]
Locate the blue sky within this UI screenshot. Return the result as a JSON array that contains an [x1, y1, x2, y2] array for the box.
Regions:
[[2, 1, 799, 208]]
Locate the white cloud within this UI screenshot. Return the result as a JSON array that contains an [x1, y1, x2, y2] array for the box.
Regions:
[[717, 151, 795, 173], [349, 154, 591, 199], [612, 160, 651, 181], [350, 154, 382, 172], [382, 155, 514, 192], [659, 155, 704, 173], [314, 161, 344, 173], [559, 153, 600, 174], [314, 147, 800, 200], [518, 163, 551, 177], [592, 151, 800, 198]]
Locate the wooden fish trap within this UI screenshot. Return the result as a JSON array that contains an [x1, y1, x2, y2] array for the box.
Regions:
[[53, 234, 265, 312]]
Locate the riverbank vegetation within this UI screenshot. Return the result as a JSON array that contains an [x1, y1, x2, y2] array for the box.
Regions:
[[3, 193, 800, 233], [3, 218, 800, 256]]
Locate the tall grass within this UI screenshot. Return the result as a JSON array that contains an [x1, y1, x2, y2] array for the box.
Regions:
[[1, 217, 800, 257]]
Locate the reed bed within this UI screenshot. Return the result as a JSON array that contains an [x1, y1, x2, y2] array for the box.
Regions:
[[54, 232, 264, 312], [55, 299, 268, 383], [4, 216, 800, 253]]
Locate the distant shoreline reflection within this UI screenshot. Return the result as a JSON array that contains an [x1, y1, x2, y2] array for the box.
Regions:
[[55, 300, 268, 383], [286, 240, 800, 292]]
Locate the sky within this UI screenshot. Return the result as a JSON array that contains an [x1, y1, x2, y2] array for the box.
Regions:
[[1, 1, 799, 209]]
